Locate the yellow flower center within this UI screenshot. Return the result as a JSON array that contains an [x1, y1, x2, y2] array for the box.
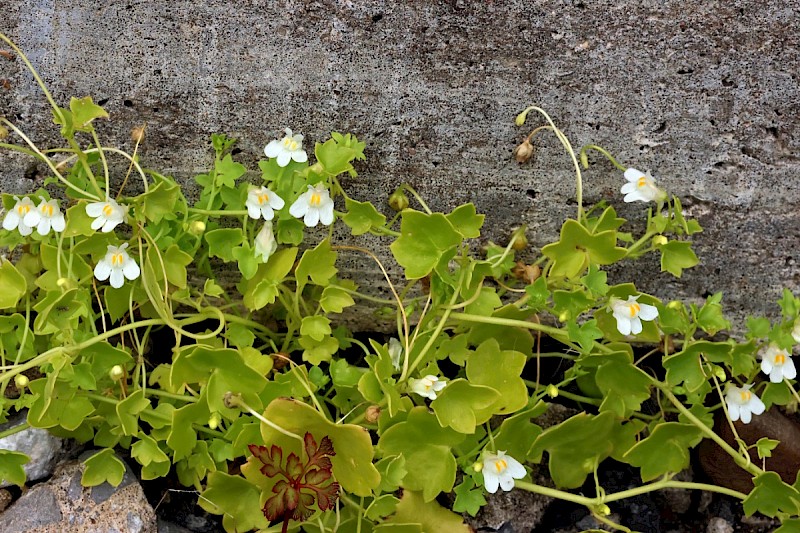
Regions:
[[775, 352, 787, 365], [41, 203, 53, 217], [494, 459, 507, 473], [283, 138, 299, 151], [16, 203, 30, 215], [628, 302, 640, 317], [102, 204, 114, 217], [257, 192, 269, 205], [739, 390, 751, 403], [637, 176, 648, 188], [309, 192, 322, 207], [111, 253, 124, 267]]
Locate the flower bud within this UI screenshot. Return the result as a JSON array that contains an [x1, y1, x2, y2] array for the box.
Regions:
[[188, 220, 206, 235], [512, 262, 541, 285], [472, 460, 484, 472], [515, 108, 530, 126], [509, 228, 528, 251], [271, 352, 290, 370], [388, 189, 409, 212], [208, 412, 221, 430], [558, 311, 570, 323], [14, 374, 29, 389], [365, 405, 381, 423], [131, 125, 146, 143], [652, 235, 668, 247], [599, 504, 611, 516], [223, 391, 242, 409], [546, 384, 559, 398], [109, 365, 125, 381], [513, 138, 534, 164], [667, 300, 682, 310], [0, 125, 8, 140]]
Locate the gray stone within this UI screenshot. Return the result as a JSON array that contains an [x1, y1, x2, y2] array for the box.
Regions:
[[0, 453, 156, 533], [705, 517, 734, 533], [0, 413, 66, 488], [1, 1, 799, 332], [156, 519, 195, 533]]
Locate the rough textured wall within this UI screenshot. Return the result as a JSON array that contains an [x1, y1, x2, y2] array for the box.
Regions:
[[1, 1, 799, 330]]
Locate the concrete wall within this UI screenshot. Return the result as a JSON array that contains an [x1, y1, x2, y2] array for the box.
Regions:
[[1, 1, 799, 330]]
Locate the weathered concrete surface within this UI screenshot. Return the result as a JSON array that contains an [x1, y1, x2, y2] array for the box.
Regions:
[[1, 1, 799, 330]]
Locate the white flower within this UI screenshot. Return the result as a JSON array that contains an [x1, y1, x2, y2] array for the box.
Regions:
[[792, 320, 800, 344], [289, 184, 335, 227], [388, 338, 403, 370], [609, 295, 659, 335], [482, 451, 526, 494], [246, 186, 285, 221], [2, 196, 35, 236], [86, 198, 127, 233], [94, 243, 141, 289], [408, 375, 446, 400], [23, 196, 65, 236], [725, 384, 765, 424], [760, 344, 796, 383], [254, 221, 277, 263], [621, 168, 667, 203], [264, 127, 308, 167]]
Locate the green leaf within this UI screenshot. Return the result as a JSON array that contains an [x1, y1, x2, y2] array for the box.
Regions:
[[63, 201, 97, 237], [214, 154, 246, 188], [382, 490, 471, 532], [581, 265, 609, 296], [259, 398, 381, 496], [163, 245, 192, 289], [0, 260, 26, 309], [199, 471, 269, 532], [276, 217, 305, 245], [138, 178, 182, 223], [660, 240, 699, 278], [566, 320, 603, 352], [320, 285, 356, 313], [541, 219, 627, 279], [446, 204, 484, 239], [494, 402, 546, 461], [779, 288, 799, 319], [743, 472, 800, 517], [0, 450, 29, 487], [529, 411, 617, 489], [694, 292, 731, 335], [453, 478, 487, 517], [390, 210, 463, 279], [205, 229, 243, 262], [116, 390, 151, 436], [343, 198, 386, 235], [378, 407, 465, 501], [232, 242, 258, 280], [430, 379, 501, 433], [131, 434, 170, 468], [525, 276, 550, 311], [366, 494, 401, 521], [226, 323, 255, 349], [756, 437, 780, 460], [81, 449, 126, 487], [296, 238, 338, 288], [623, 423, 702, 482], [301, 316, 332, 342], [69, 96, 109, 130], [593, 356, 652, 418], [466, 339, 527, 417]]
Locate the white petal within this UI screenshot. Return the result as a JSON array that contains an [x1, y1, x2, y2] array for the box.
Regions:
[[51, 215, 65, 232], [90, 216, 105, 230], [268, 193, 285, 210], [739, 408, 752, 424], [101, 218, 119, 233], [504, 457, 527, 479], [94, 261, 112, 281], [784, 358, 797, 380], [638, 304, 659, 321], [122, 260, 141, 281], [2, 212, 19, 230], [85, 202, 104, 217], [276, 151, 291, 167], [483, 472, 499, 494], [624, 168, 643, 183], [761, 359, 773, 375], [304, 208, 320, 227], [750, 396, 766, 415], [260, 205, 275, 221], [110, 269, 125, 289], [319, 203, 335, 226], [620, 182, 638, 195], [623, 190, 649, 203], [36, 218, 51, 236], [23, 211, 40, 228], [264, 140, 281, 158], [289, 196, 309, 218], [499, 475, 516, 492], [630, 317, 643, 335], [247, 203, 261, 220], [291, 150, 308, 163], [727, 402, 740, 422], [615, 316, 632, 336], [770, 367, 784, 383]]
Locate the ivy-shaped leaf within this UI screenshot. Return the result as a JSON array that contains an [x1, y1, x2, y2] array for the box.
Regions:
[[743, 472, 800, 517], [623, 422, 703, 481], [390, 210, 463, 280]]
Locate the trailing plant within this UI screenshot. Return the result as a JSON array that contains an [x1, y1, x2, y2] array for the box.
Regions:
[[2, 33, 800, 532]]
